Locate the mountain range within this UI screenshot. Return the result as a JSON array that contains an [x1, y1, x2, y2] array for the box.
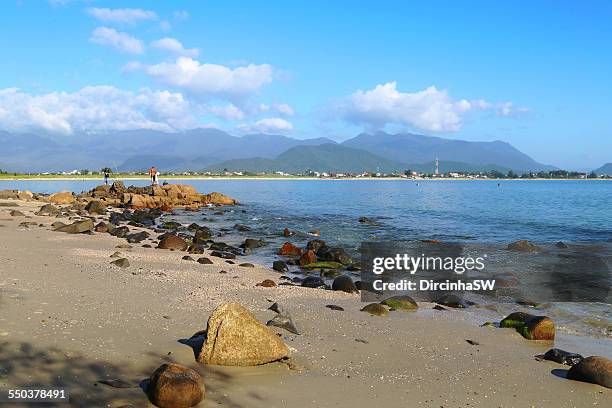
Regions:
[[0, 128, 566, 174]]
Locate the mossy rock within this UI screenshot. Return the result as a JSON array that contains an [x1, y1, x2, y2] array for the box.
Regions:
[[500, 312, 555, 340], [302, 261, 344, 270], [360, 303, 388, 316], [380, 295, 418, 311]]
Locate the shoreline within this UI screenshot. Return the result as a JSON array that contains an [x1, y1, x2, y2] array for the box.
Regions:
[[0, 176, 610, 182], [0, 195, 610, 407]]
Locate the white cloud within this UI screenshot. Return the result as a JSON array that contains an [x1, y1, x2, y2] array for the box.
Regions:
[[151, 38, 199, 58], [86, 7, 157, 24], [207, 104, 245, 121], [336, 82, 529, 132], [273, 103, 294, 116], [0, 86, 194, 135], [90, 27, 144, 55], [173, 10, 190, 21], [498, 102, 531, 117], [145, 57, 273, 99], [121, 61, 143, 74], [238, 118, 293, 134]]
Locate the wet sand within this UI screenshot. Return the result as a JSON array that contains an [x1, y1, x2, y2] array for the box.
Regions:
[[0, 198, 610, 407]]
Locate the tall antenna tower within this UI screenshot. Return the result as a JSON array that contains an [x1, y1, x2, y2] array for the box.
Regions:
[[435, 158, 439, 175]]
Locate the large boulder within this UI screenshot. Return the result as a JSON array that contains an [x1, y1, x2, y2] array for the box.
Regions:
[[85, 200, 107, 215], [35, 204, 60, 216], [157, 234, 188, 251], [317, 246, 352, 265], [331, 275, 358, 294], [567, 356, 612, 388], [0, 190, 19, 200], [148, 363, 205, 408], [197, 303, 289, 366], [49, 191, 75, 204], [54, 219, 94, 234], [299, 250, 317, 266], [500, 312, 555, 340]]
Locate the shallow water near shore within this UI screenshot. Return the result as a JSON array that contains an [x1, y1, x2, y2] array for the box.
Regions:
[[2, 178, 611, 340]]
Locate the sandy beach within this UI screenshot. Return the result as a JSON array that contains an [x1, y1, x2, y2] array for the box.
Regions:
[[0, 198, 610, 407]]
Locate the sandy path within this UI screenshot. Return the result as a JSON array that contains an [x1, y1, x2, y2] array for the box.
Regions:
[[0, 199, 610, 407]]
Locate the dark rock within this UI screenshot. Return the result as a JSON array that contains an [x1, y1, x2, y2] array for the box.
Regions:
[[239, 263, 255, 268], [272, 260, 289, 272], [306, 239, 326, 252], [188, 244, 206, 254], [358, 216, 372, 223], [211, 251, 236, 259], [283, 227, 293, 237], [234, 223, 251, 232], [142, 244, 152, 248], [147, 363, 205, 408], [433, 305, 447, 311], [555, 241, 568, 249], [538, 348, 583, 366], [566, 356, 612, 388], [326, 305, 344, 311], [301, 276, 327, 289], [161, 221, 182, 230], [197, 257, 213, 264], [157, 234, 188, 251], [110, 226, 130, 238], [9, 210, 25, 216], [267, 312, 300, 335], [55, 219, 94, 234], [208, 242, 242, 255], [331, 275, 358, 294], [110, 258, 130, 268], [182, 255, 195, 261], [507, 240, 540, 252], [241, 238, 266, 249], [193, 228, 213, 244], [126, 231, 150, 243], [94, 222, 110, 233], [435, 294, 474, 309], [256, 279, 276, 287], [317, 246, 352, 265]]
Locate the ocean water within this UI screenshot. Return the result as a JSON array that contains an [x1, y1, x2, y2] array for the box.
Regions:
[[2, 178, 611, 339]]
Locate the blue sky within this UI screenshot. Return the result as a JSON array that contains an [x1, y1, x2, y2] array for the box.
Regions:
[[1, 0, 611, 169]]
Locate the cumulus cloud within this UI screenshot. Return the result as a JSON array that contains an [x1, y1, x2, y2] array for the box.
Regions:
[[151, 38, 199, 57], [207, 104, 245, 121], [90, 27, 144, 55], [0, 86, 194, 135], [336, 82, 528, 133], [86, 7, 157, 24], [145, 57, 273, 99], [238, 118, 293, 134]]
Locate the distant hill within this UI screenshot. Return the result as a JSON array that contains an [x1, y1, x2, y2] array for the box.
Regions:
[[0, 128, 555, 173], [206, 143, 406, 173], [593, 163, 612, 175], [342, 131, 556, 172], [207, 144, 515, 174]]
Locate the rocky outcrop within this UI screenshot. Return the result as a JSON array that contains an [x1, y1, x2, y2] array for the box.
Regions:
[[157, 234, 188, 251], [76, 183, 237, 210], [54, 219, 94, 234], [198, 303, 289, 366], [148, 363, 205, 408]]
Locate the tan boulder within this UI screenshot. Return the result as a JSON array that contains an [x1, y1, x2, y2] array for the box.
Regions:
[[203, 192, 238, 205], [157, 234, 188, 251], [49, 191, 75, 204], [54, 219, 94, 234], [198, 303, 290, 366], [148, 363, 205, 408], [17, 190, 33, 200]]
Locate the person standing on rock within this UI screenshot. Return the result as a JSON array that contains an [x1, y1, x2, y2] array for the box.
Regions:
[[104, 170, 110, 185], [149, 166, 157, 185]]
